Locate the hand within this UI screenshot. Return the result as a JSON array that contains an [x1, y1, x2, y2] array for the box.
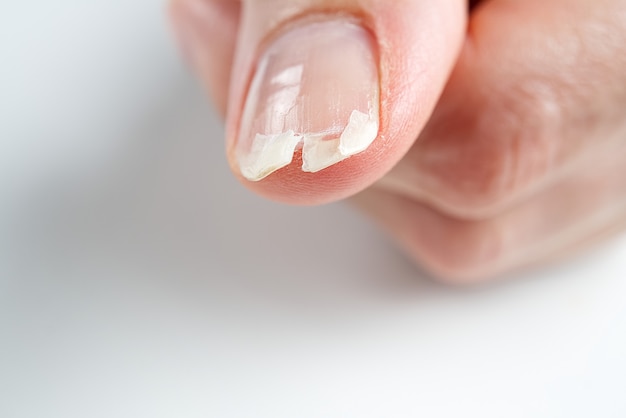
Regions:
[[169, 0, 626, 282]]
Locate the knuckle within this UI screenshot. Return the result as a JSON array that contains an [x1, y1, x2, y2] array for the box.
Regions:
[[424, 80, 562, 218]]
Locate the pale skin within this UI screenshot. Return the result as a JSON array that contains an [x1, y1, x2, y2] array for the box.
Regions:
[[169, 0, 626, 282]]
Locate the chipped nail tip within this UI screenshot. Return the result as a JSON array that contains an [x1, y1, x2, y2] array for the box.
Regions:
[[235, 19, 380, 182]]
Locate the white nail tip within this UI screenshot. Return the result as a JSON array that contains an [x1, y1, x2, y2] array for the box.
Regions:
[[302, 109, 378, 173], [239, 131, 301, 181], [240, 109, 378, 181]]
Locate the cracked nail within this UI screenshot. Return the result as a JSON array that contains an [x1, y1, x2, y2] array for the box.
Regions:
[[237, 19, 380, 182]]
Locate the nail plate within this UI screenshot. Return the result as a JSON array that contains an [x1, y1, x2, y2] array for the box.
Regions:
[[237, 19, 380, 181]]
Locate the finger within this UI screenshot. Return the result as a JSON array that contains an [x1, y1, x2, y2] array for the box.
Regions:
[[217, 0, 467, 204], [354, 143, 626, 283], [169, 0, 241, 116], [379, 0, 626, 218]]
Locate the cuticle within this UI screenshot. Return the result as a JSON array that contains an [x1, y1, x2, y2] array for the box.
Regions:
[[258, 10, 378, 57]]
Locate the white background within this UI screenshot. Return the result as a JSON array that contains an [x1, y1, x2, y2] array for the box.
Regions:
[[1, 1, 626, 417]]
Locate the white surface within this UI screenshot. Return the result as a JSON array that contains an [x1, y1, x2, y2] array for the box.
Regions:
[[1, 1, 626, 417]]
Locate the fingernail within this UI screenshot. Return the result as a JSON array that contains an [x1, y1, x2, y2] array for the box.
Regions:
[[237, 19, 380, 182]]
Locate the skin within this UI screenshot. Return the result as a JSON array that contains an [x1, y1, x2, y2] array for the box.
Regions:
[[169, 0, 626, 282]]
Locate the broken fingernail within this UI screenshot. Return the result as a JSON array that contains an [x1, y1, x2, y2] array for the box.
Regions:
[[237, 19, 380, 182]]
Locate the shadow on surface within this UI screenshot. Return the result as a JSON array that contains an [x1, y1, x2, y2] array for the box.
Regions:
[[4, 74, 441, 325]]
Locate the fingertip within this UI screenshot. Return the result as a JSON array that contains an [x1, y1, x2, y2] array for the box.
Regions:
[[229, 135, 403, 205]]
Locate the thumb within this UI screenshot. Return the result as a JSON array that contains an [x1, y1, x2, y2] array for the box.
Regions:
[[171, 0, 467, 205]]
